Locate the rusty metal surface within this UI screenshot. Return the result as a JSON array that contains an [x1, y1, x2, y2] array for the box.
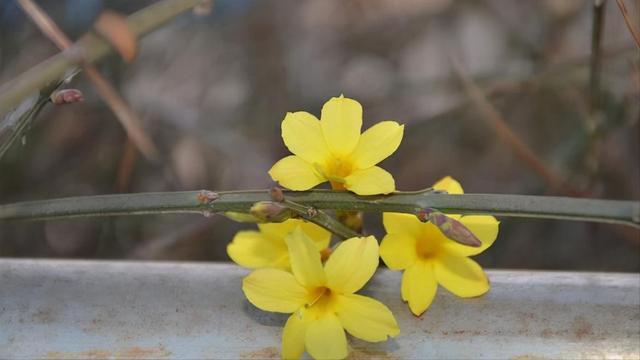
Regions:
[[0, 259, 638, 359]]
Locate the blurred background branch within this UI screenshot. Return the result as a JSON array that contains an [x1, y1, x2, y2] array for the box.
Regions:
[[0, 0, 202, 114], [15, 0, 159, 159]]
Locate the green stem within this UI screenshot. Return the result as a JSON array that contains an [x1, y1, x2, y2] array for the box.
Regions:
[[0, 189, 638, 229], [0, 81, 60, 159], [282, 199, 360, 240]]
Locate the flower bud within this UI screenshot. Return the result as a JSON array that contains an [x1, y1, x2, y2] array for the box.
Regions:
[[50, 89, 84, 105], [250, 201, 293, 223], [418, 208, 481, 247]]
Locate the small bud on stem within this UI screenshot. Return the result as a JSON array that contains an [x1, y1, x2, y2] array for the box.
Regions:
[[50, 89, 84, 105], [250, 201, 294, 223], [197, 190, 219, 204], [270, 187, 285, 202], [417, 208, 482, 247]]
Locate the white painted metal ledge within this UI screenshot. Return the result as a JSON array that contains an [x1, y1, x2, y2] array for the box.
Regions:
[[1, 259, 639, 359]]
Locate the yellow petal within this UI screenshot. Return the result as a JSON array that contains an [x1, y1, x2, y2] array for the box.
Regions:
[[258, 219, 330, 251], [350, 121, 404, 169], [382, 212, 423, 238], [335, 293, 400, 342], [242, 269, 307, 313], [227, 230, 288, 269], [325, 236, 379, 294], [305, 314, 348, 360], [258, 221, 299, 241], [379, 233, 417, 270], [320, 95, 362, 157], [433, 176, 464, 194], [223, 211, 261, 223], [282, 312, 310, 360], [285, 227, 326, 288], [344, 166, 395, 195], [434, 254, 489, 298], [401, 261, 437, 316], [440, 215, 499, 257], [281, 111, 331, 164], [268, 155, 325, 191]]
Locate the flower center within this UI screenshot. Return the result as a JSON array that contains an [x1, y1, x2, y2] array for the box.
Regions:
[[306, 286, 335, 315], [415, 236, 440, 259], [324, 158, 353, 188]]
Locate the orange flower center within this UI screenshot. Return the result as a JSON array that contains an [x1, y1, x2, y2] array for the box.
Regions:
[[324, 157, 353, 189], [306, 286, 335, 316], [415, 235, 440, 259]]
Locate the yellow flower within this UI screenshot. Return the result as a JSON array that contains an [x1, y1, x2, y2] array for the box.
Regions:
[[268, 95, 404, 195], [379, 176, 499, 316], [227, 219, 330, 270], [243, 227, 399, 359]]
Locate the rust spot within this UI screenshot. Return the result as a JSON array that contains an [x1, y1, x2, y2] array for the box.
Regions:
[[115, 346, 171, 358], [348, 349, 399, 360], [240, 346, 279, 359], [510, 355, 548, 360], [44, 350, 110, 359], [571, 316, 594, 340], [32, 309, 55, 324], [43, 345, 171, 359]]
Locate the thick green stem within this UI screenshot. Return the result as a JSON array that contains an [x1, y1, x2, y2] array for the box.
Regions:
[[0, 189, 638, 229]]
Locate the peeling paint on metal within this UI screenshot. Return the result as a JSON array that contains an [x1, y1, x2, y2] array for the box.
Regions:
[[0, 260, 638, 359]]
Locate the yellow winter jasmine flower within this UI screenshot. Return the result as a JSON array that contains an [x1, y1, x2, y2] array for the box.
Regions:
[[268, 95, 404, 195], [227, 219, 330, 270], [379, 176, 499, 316], [243, 227, 399, 359]]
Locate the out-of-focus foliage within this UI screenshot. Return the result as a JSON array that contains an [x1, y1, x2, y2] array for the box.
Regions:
[[0, 0, 638, 271]]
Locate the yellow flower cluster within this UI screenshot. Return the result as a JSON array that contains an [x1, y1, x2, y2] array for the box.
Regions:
[[227, 96, 499, 359]]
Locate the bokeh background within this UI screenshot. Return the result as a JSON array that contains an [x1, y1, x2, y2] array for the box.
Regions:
[[0, 0, 638, 271]]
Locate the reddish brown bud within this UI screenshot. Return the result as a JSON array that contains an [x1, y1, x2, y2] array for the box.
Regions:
[[50, 89, 84, 105], [270, 187, 285, 202], [197, 190, 219, 204], [418, 208, 482, 247]]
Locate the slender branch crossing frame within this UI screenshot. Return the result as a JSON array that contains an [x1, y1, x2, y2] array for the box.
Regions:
[[1, 190, 638, 230]]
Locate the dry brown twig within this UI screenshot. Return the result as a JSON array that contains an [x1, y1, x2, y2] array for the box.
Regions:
[[616, 0, 640, 49], [16, 0, 158, 160], [450, 57, 583, 197]]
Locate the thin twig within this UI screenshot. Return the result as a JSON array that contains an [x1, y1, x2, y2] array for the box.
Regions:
[[16, 0, 158, 159], [282, 198, 360, 240], [0, 189, 638, 229], [450, 57, 581, 196], [0, 0, 203, 115], [616, 0, 640, 48], [590, 0, 606, 115], [584, 0, 607, 187], [115, 139, 138, 192]]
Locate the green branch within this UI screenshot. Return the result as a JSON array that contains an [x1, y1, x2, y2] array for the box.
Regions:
[[0, 81, 61, 159], [0, 189, 638, 229]]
